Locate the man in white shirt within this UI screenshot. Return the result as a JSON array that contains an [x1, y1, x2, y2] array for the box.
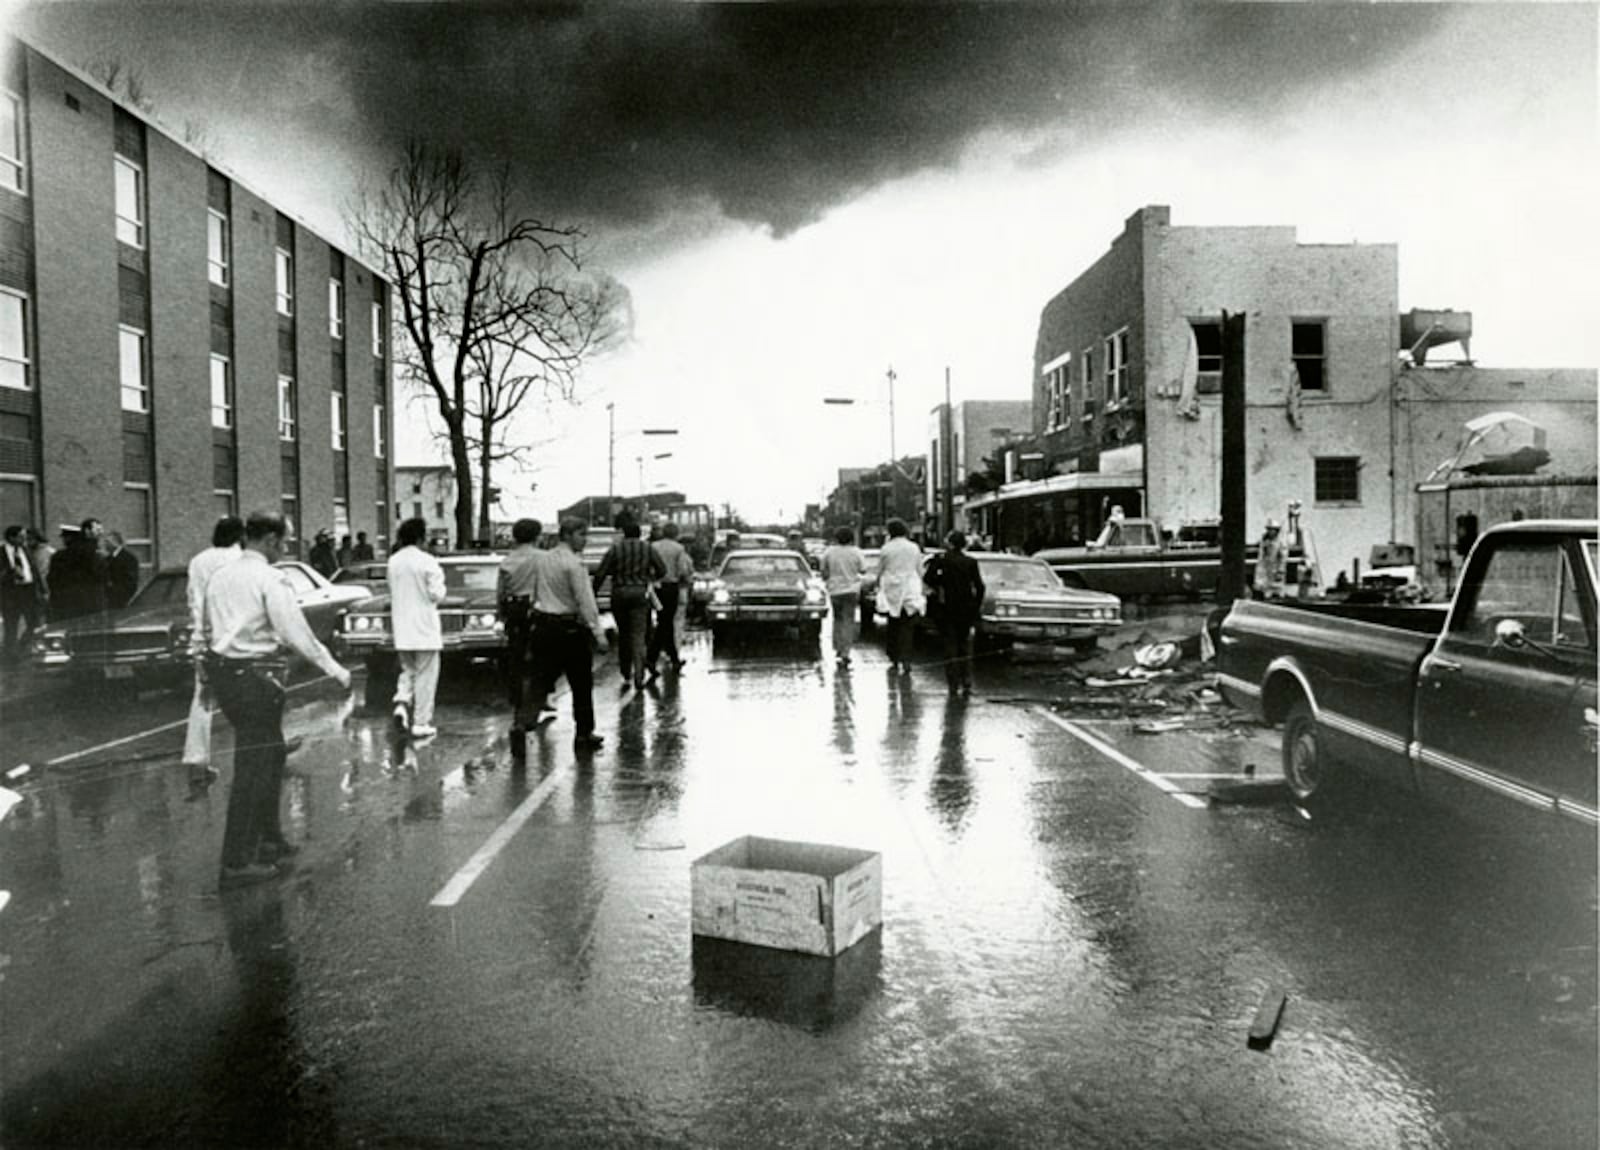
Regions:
[[2, 524, 42, 664], [528, 517, 610, 751], [181, 516, 244, 790], [874, 518, 927, 675], [204, 511, 351, 890], [387, 517, 447, 740]]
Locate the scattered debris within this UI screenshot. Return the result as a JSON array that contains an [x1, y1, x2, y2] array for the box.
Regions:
[[1133, 641, 1183, 670], [5, 764, 29, 781], [1248, 984, 1288, 1050], [0, 788, 20, 820], [1210, 778, 1289, 806]]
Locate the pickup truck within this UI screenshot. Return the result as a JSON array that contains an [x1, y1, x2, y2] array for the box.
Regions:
[[1217, 519, 1597, 835], [1035, 517, 1297, 599]]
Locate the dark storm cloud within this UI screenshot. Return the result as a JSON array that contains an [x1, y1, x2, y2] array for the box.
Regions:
[[18, 2, 1467, 234]]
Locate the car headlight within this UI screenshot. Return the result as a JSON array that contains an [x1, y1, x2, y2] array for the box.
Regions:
[[36, 634, 65, 653], [804, 586, 824, 604], [711, 587, 731, 604], [350, 616, 387, 633], [173, 625, 193, 649]]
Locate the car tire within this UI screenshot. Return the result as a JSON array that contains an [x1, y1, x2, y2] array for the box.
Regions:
[[1281, 698, 1333, 808]]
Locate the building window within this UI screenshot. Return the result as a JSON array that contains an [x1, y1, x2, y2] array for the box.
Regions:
[[210, 354, 233, 429], [1292, 319, 1327, 391], [1, 90, 26, 194], [278, 375, 297, 440], [371, 301, 384, 357], [333, 497, 350, 539], [373, 402, 386, 457], [1105, 328, 1129, 407], [213, 490, 235, 518], [1080, 347, 1095, 424], [119, 326, 148, 412], [0, 476, 37, 527], [1314, 456, 1361, 504], [1043, 355, 1071, 431], [121, 483, 153, 566], [1191, 319, 1223, 395], [114, 156, 145, 248], [207, 209, 230, 287], [275, 248, 294, 316], [412, 500, 423, 520], [331, 391, 347, 450], [329, 278, 345, 340], [0, 289, 29, 391]]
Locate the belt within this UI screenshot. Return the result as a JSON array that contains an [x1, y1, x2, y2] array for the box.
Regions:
[[532, 610, 581, 622]]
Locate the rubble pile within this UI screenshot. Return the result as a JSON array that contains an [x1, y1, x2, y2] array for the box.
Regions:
[[1047, 624, 1254, 733]]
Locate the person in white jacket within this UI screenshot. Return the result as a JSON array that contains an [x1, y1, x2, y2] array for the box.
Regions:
[[387, 517, 447, 740], [181, 516, 243, 789], [874, 518, 926, 675]]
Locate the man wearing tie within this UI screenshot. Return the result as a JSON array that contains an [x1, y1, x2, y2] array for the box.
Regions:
[[1, 524, 42, 664]]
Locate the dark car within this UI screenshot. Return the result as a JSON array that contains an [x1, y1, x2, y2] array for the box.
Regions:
[[704, 550, 828, 647], [31, 560, 370, 688], [951, 552, 1122, 652], [334, 553, 508, 707]]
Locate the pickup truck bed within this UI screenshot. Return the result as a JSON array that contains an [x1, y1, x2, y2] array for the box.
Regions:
[[1217, 519, 1597, 836]]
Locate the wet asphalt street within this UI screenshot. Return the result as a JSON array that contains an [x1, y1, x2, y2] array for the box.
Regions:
[[0, 626, 1594, 1149]]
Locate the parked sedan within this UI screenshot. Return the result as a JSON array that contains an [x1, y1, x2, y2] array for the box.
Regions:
[[927, 552, 1122, 652], [332, 561, 389, 594], [705, 550, 828, 647], [30, 561, 370, 688], [334, 554, 507, 707]]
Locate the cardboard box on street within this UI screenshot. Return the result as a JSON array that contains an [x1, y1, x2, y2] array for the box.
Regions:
[[690, 836, 883, 957]]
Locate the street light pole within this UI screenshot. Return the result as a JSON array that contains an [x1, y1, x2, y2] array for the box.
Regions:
[[606, 402, 615, 512], [886, 364, 897, 468], [943, 366, 955, 537]]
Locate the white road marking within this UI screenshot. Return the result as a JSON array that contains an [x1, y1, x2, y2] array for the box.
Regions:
[[429, 763, 572, 907], [1032, 707, 1208, 809], [43, 676, 332, 768], [1158, 772, 1254, 780]]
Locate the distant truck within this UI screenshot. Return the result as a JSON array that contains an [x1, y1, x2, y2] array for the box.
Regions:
[[1217, 519, 1597, 836], [1035, 517, 1298, 600]]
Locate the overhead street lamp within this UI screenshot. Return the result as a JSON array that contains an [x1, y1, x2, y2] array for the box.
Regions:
[[607, 401, 679, 510]]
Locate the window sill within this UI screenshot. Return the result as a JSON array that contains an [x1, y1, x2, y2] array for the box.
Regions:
[[1313, 500, 1361, 508]]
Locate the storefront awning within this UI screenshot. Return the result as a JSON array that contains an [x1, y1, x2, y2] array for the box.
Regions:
[[965, 471, 1145, 511]]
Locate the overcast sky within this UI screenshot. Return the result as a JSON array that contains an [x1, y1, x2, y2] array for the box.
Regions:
[[5, 1, 1596, 524]]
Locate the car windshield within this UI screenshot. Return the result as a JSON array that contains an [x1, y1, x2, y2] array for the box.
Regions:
[[442, 563, 500, 593], [721, 555, 809, 577], [979, 558, 1061, 590], [129, 571, 186, 608]]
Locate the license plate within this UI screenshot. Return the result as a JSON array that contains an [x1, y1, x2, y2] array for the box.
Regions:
[[103, 665, 134, 680], [748, 610, 788, 620]]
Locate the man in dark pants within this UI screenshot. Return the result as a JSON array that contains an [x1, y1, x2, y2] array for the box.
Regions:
[[1, 524, 43, 663], [497, 517, 557, 753], [645, 521, 693, 681], [204, 511, 352, 889], [592, 511, 665, 692], [527, 517, 610, 752], [922, 530, 986, 696]]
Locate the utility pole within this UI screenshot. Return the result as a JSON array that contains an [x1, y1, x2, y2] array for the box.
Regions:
[[1219, 311, 1248, 602], [606, 401, 615, 514], [939, 367, 955, 537], [886, 365, 897, 467]]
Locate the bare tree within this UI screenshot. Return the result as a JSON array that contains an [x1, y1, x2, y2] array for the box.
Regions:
[[81, 55, 220, 160], [351, 141, 629, 546]]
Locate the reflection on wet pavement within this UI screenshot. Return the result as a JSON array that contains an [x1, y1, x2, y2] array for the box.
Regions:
[[0, 635, 1592, 1148]]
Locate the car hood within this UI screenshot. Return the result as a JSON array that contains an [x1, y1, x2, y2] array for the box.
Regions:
[[345, 591, 497, 614], [45, 603, 187, 637], [989, 586, 1120, 608], [719, 576, 813, 591]]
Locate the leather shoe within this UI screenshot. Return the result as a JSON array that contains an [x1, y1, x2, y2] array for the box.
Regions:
[[572, 733, 605, 751], [219, 862, 280, 890]]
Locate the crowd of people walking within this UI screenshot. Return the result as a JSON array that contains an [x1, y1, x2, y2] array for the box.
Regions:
[[1, 517, 151, 664]]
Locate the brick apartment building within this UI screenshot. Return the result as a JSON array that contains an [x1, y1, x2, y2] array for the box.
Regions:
[[0, 35, 394, 572], [968, 205, 1595, 580]]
